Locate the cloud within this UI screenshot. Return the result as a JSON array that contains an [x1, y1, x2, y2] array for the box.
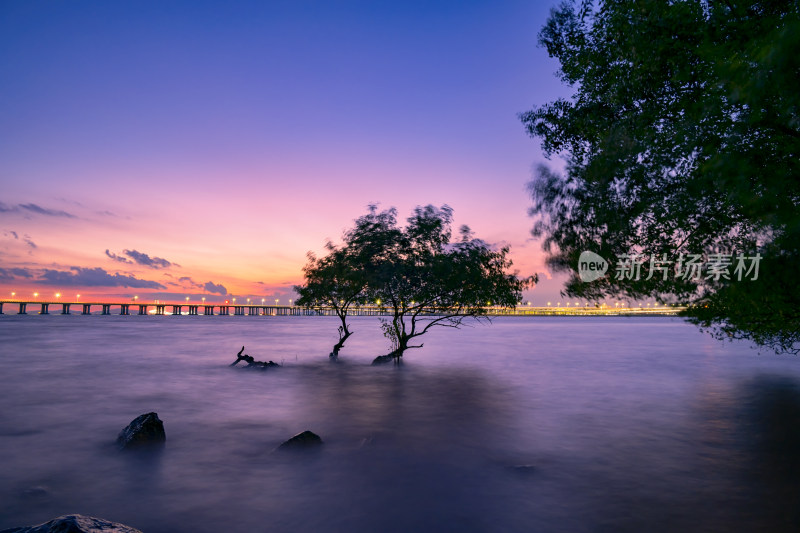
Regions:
[[0, 267, 35, 282], [123, 249, 174, 269], [105, 248, 176, 268], [12, 267, 33, 278], [175, 276, 203, 289], [6, 230, 19, 239], [22, 234, 36, 249], [18, 203, 76, 218], [37, 267, 166, 289], [0, 202, 77, 218], [204, 281, 227, 295], [105, 249, 132, 264]]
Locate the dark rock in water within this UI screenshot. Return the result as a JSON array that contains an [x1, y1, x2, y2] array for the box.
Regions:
[[278, 430, 323, 450], [509, 464, 536, 474], [116, 412, 165, 450], [371, 354, 394, 365], [0, 514, 142, 532], [21, 486, 49, 499]]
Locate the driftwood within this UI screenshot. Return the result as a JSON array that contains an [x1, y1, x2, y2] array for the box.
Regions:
[[230, 346, 280, 369]]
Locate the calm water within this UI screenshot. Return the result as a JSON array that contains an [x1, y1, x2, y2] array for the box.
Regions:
[[0, 315, 799, 532]]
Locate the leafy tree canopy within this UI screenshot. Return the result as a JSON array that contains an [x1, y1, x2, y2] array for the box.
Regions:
[[296, 205, 534, 361], [522, 0, 799, 353]]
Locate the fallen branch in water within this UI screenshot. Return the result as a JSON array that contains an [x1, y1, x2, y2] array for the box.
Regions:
[[230, 346, 280, 369]]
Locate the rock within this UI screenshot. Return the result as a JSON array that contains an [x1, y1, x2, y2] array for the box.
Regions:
[[278, 430, 323, 450], [509, 464, 536, 474], [371, 355, 394, 365], [21, 486, 49, 499], [116, 412, 165, 450], [0, 514, 142, 532]]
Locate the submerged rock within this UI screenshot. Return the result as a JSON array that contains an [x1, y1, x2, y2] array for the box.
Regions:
[[20, 486, 49, 499], [278, 430, 323, 450], [371, 355, 394, 365], [509, 464, 536, 474], [1, 514, 142, 532], [116, 412, 165, 450]]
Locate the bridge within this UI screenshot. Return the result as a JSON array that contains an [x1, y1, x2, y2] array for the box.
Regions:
[[0, 300, 685, 317]]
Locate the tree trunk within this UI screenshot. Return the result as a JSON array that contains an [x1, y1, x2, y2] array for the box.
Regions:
[[330, 325, 352, 358]]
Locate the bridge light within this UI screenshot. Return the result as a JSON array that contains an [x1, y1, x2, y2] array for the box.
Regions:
[[376, 299, 381, 305], [55, 293, 61, 299], [33, 292, 38, 298]]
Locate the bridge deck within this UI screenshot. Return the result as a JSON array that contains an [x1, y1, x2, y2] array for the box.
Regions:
[[0, 300, 684, 317]]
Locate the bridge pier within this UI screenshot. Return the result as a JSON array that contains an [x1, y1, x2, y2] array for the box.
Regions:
[[39, 303, 49, 315], [188, 305, 198, 315], [155, 305, 165, 315], [62, 303, 70, 314], [102, 304, 111, 315], [172, 305, 181, 315], [248, 307, 257, 316], [138, 305, 147, 315], [204, 305, 214, 315], [82, 304, 91, 315], [219, 306, 229, 315], [120, 304, 129, 315], [18, 302, 27, 314]]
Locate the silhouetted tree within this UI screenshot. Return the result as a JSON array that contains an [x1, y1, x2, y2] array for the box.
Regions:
[[297, 205, 533, 362], [521, 0, 799, 353], [295, 248, 363, 357], [295, 206, 401, 357]]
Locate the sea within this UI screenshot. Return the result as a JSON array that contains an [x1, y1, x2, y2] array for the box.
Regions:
[[0, 314, 798, 532]]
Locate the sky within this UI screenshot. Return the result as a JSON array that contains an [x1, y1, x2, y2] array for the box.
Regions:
[[0, 0, 574, 304]]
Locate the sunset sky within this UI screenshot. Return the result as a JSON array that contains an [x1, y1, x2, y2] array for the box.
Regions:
[[0, 1, 572, 304]]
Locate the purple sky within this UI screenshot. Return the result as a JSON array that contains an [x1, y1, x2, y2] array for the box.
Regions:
[[0, 0, 574, 303]]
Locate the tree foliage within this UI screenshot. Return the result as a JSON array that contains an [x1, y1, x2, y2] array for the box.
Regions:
[[521, 0, 799, 353], [296, 205, 533, 361]]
